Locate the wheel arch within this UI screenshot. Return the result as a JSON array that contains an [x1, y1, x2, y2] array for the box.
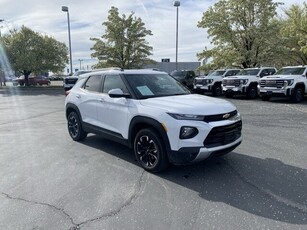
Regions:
[[249, 81, 258, 88], [66, 103, 82, 121], [294, 83, 305, 92], [129, 116, 172, 157]]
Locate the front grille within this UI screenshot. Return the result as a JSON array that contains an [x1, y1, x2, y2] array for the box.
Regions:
[[260, 80, 284, 88], [204, 121, 242, 148], [203, 110, 237, 122], [194, 79, 206, 85], [223, 79, 240, 87]]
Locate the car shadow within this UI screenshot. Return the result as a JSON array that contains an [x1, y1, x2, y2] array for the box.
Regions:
[[80, 135, 307, 225]]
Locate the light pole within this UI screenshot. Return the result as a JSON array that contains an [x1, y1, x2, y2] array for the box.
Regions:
[[173, 1, 180, 70], [78, 59, 83, 70], [0, 19, 4, 37], [62, 6, 73, 75]]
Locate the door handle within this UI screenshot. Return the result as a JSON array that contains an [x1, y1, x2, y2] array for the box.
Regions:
[[99, 98, 105, 103], [76, 94, 81, 99]]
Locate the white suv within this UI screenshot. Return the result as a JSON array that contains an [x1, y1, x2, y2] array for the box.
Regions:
[[65, 69, 242, 172], [194, 69, 240, 96], [259, 66, 307, 103], [222, 67, 276, 99]]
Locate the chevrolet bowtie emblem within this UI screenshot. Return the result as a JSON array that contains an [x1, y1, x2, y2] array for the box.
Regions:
[[223, 113, 230, 119]]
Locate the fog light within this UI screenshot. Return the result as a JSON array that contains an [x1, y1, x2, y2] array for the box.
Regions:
[[180, 127, 198, 139]]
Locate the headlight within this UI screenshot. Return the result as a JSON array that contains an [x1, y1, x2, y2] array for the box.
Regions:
[[206, 79, 213, 84], [283, 79, 294, 88], [240, 79, 248, 85], [229, 112, 241, 122], [168, 113, 204, 121], [180, 126, 199, 139]]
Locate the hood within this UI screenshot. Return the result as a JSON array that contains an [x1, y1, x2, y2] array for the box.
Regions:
[[225, 75, 253, 79], [262, 74, 302, 80], [140, 94, 236, 115]]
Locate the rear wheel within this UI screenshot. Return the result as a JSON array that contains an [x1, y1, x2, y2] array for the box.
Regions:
[[134, 128, 169, 172], [67, 111, 87, 141], [291, 87, 303, 103]]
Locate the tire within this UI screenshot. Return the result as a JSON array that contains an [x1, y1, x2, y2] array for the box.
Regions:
[[261, 95, 271, 101], [134, 128, 169, 172], [212, 84, 222, 96], [225, 92, 233, 98], [67, 111, 87, 141], [291, 87, 303, 103], [246, 85, 258, 99]]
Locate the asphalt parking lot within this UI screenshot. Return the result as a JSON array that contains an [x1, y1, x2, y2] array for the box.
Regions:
[[0, 86, 306, 230]]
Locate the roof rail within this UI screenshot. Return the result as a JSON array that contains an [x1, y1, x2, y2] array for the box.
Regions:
[[92, 67, 123, 71]]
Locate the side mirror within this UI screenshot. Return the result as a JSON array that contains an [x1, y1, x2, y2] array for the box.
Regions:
[[108, 88, 130, 98]]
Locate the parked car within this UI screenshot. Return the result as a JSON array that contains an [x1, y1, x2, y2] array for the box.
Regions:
[[194, 69, 240, 96], [63, 70, 91, 91], [170, 70, 196, 89], [65, 68, 242, 172], [13, 75, 50, 86], [259, 65, 307, 103], [222, 67, 276, 99]]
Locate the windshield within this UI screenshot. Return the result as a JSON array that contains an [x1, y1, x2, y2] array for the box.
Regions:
[[238, 69, 260, 76], [170, 71, 186, 79], [275, 67, 306, 75], [209, 70, 226, 76], [125, 73, 190, 99]]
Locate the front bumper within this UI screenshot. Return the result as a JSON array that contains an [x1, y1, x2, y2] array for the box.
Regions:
[[169, 137, 242, 164], [194, 84, 210, 91], [222, 86, 246, 94], [166, 119, 242, 164], [259, 88, 292, 97]]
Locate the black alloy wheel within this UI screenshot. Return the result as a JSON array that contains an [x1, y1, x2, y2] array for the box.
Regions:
[[247, 86, 258, 99], [291, 87, 303, 103], [212, 84, 222, 96], [134, 128, 169, 172], [67, 111, 87, 141]]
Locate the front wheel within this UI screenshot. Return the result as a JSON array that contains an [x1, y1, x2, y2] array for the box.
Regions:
[[67, 111, 87, 141], [291, 87, 303, 103], [134, 128, 169, 172], [247, 86, 258, 99], [212, 84, 222, 96]]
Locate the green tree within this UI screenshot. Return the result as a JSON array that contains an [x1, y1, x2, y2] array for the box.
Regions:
[[91, 6, 155, 69], [1, 26, 68, 85], [279, 2, 307, 64], [197, 0, 281, 69]]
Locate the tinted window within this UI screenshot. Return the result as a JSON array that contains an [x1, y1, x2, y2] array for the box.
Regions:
[[260, 69, 269, 77], [103, 75, 128, 94], [84, 75, 102, 92]]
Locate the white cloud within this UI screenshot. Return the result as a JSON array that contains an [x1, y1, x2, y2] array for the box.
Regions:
[[0, 0, 304, 71]]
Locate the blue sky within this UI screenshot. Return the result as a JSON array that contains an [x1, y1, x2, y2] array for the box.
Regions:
[[0, 0, 304, 71]]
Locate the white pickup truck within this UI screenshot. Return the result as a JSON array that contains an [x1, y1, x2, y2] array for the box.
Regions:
[[194, 69, 240, 96], [222, 67, 276, 99], [259, 66, 307, 103]]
